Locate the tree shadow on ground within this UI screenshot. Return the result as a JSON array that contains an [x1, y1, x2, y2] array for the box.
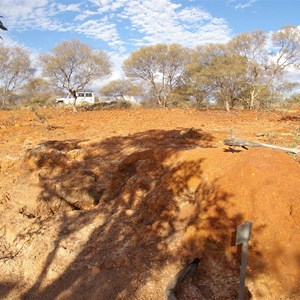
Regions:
[[293, 254, 300, 296], [15, 128, 267, 299], [0, 281, 17, 299], [24, 128, 214, 215], [175, 177, 256, 299], [279, 115, 300, 122]]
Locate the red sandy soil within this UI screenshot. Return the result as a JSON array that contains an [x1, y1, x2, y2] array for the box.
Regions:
[[0, 107, 299, 299]]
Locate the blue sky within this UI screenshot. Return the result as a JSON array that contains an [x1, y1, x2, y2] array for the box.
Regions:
[[1, 0, 300, 83]]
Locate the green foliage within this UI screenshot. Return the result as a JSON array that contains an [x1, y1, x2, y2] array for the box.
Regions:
[[286, 93, 300, 105], [2, 26, 299, 112], [229, 27, 300, 109], [100, 79, 143, 100], [139, 98, 160, 108], [18, 78, 56, 108], [187, 44, 248, 111], [0, 44, 34, 106], [123, 44, 191, 107], [290, 128, 300, 148], [184, 26, 299, 111], [82, 100, 136, 111], [40, 40, 111, 111]]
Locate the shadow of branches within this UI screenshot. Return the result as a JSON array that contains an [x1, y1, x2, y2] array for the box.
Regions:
[[175, 177, 258, 299], [279, 115, 300, 122], [15, 128, 267, 299], [24, 128, 214, 215], [0, 282, 17, 299]]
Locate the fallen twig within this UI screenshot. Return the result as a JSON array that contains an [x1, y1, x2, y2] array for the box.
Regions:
[[223, 137, 300, 154]]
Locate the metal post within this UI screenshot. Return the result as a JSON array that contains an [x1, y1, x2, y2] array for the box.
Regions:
[[235, 221, 252, 300], [238, 240, 249, 300]]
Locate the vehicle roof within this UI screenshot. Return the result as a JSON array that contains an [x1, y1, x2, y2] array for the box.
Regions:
[[77, 90, 94, 93]]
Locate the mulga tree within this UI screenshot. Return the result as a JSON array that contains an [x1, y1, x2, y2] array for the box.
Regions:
[[40, 40, 111, 112], [0, 44, 34, 106], [100, 79, 143, 101], [123, 44, 190, 107], [187, 44, 248, 111], [230, 26, 300, 108]]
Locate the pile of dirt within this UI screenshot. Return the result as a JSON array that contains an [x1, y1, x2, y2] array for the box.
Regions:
[[0, 108, 300, 299], [1, 130, 299, 299]]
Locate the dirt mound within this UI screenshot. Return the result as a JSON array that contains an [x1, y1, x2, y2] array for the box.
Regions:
[[0, 109, 300, 299], [1, 132, 299, 299], [174, 148, 300, 298]]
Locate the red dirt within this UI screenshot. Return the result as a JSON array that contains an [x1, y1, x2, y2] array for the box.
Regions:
[[0, 108, 299, 299]]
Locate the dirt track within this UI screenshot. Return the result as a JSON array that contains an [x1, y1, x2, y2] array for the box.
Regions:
[[0, 108, 300, 299]]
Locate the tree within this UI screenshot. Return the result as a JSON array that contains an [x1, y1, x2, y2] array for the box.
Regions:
[[271, 26, 300, 72], [185, 46, 216, 107], [187, 44, 248, 111], [286, 91, 300, 106], [123, 44, 190, 107], [19, 77, 57, 107], [100, 79, 143, 100], [211, 54, 248, 111], [0, 44, 34, 106], [230, 26, 300, 108], [40, 40, 111, 111], [229, 30, 268, 108]]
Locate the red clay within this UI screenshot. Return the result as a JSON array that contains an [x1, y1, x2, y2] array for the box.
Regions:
[[0, 108, 299, 299]]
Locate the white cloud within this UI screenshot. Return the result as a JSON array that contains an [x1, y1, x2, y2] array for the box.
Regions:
[[118, 0, 230, 47], [231, 0, 257, 10], [75, 10, 99, 21], [2, 0, 298, 91], [285, 67, 300, 83], [90, 51, 127, 91], [75, 19, 126, 52], [56, 3, 81, 13], [1, 0, 75, 32], [177, 7, 211, 23], [1, 0, 49, 19], [2, 0, 231, 52]]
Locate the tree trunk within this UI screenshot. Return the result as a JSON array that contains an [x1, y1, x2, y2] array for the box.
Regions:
[[225, 99, 230, 112], [70, 90, 78, 113], [1, 90, 10, 106], [249, 90, 255, 109], [162, 94, 168, 107], [156, 96, 163, 107], [72, 103, 78, 113]]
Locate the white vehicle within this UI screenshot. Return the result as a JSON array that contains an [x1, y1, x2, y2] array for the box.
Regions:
[[56, 91, 95, 106]]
